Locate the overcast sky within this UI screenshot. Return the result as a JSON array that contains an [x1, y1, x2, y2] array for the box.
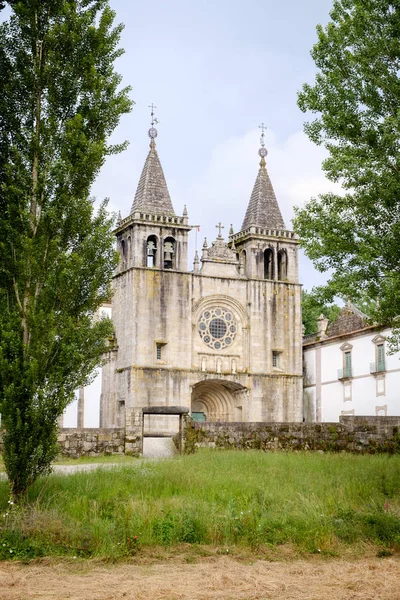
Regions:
[[92, 0, 338, 291]]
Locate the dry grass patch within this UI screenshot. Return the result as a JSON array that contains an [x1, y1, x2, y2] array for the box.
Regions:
[[0, 556, 399, 599]]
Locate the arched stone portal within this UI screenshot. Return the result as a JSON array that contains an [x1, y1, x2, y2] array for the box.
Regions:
[[191, 380, 248, 422]]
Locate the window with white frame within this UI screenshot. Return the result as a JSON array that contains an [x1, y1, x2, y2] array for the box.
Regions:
[[371, 334, 387, 374], [339, 342, 353, 379]]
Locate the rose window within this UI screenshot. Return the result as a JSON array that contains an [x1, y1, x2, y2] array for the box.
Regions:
[[198, 307, 237, 350]]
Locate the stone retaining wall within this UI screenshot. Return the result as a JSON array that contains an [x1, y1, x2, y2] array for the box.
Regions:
[[57, 428, 126, 458], [184, 416, 400, 454], [1, 416, 399, 458], [0, 428, 128, 458]]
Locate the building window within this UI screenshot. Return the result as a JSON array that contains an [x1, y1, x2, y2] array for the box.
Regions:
[[371, 335, 387, 374], [155, 341, 167, 362], [198, 306, 237, 350], [277, 249, 287, 280], [338, 343, 353, 379], [163, 237, 175, 269], [146, 235, 158, 268], [375, 404, 387, 416], [377, 344, 385, 371], [127, 236, 131, 267], [121, 239, 127, 269], [240, 250, 246, 274], [344, 351, 352, 377], [272, 350, 282, 369], [264, 248, 274, 279]]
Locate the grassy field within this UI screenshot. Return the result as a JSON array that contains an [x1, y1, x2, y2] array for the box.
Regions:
[[0, 450, 399, 561]]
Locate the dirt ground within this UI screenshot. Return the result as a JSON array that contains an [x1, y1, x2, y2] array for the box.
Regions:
[[1, 556, 399, 600]]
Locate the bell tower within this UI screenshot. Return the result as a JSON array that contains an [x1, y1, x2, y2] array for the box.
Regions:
[[231, 124, 299, 282], [227, 124, 303, 421], [115, 106, 191, 274], [100, 107, 193, 429]]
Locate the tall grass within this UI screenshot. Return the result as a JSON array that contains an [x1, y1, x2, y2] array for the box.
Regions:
[[0, 450, 399, 559]]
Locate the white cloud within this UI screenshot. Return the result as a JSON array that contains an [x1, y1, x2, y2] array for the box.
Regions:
[[174, 128, 341, 276]]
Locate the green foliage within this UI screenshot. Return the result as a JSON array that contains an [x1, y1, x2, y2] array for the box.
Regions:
[[0, 1, 133, 500], [294, 0, 400, 338], [0, 451, 399, 559], [302, 290, 340, 335]]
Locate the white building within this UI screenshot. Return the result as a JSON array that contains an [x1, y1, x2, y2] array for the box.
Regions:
[[303, 303, 400, 422]]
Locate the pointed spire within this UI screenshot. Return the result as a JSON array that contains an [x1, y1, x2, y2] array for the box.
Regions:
[[130, 106, 175, 216], [193, 249, 200, 273], [241, 125, 285, 231]]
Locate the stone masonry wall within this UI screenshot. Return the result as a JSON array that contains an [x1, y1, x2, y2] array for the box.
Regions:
[[1, 416, 399, 459], [0, 428, 126, 458], [184, 416, 400, 454], [58, 428, 125, 458]]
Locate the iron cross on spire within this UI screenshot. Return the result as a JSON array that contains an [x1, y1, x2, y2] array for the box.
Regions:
[[148, 103, 159, 143], [148, 103, 159, 126], [259, 122, 267, 146], [216, 222, 225, 238]]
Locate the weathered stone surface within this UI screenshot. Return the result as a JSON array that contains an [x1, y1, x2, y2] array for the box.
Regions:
[[184, 416, 400, 455], [326, 302, 369, 338], [130, 141, 175, 216], [56, 428, 125, 458], [241, 160, 285, 231], [142, 406, 190, 415]]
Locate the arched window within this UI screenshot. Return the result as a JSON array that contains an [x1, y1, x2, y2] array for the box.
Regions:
[[240, 250, 247, 275], [264, 248, 274, 279], [277, 249, 288, 280], [127, 236, 131, 267], [163, 237, 175, 269], [146, 235, 158, 268], [120, 239, 127, 269]]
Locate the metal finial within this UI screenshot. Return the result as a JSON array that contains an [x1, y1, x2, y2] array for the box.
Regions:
[[258, 122, 268, 162], [148, 103, 159, 144], [216, 222, 225, 239]]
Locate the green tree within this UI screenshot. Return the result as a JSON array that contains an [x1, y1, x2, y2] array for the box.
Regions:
[[0, 0, 132, 500], [293, 0, 400, 339], [302, 290, 340, 335]]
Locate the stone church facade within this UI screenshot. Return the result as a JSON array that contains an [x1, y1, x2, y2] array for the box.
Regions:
[[100, 125, 303, 428]]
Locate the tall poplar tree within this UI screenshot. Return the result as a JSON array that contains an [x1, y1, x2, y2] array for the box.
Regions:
[[294, 0, 400, 341], [0, 0, 132, 500]]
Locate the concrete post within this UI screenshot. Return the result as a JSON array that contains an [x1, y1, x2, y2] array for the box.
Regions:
[[77, 386, 84, 429]]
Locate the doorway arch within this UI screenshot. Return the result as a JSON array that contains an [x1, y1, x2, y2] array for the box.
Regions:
[[191, 379, 247, 422]]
